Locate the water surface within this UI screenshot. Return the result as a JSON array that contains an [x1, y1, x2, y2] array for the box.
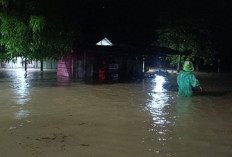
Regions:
[[0, 69, 231, 157]]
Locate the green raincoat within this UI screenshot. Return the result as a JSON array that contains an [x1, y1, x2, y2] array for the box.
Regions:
[[177, 71, 200, 97]]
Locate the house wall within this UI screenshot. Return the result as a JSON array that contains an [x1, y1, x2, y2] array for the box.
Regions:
[[57, 51, 144, 80], [1, 60, 23, 68], [57, 51, 95, 78], [122, 59, 143, 79], [0, 58, 57, 69], [57, 54, 76, 78], [36, 59, 57, 69]]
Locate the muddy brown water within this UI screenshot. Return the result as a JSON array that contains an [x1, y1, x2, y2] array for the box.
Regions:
[[0, 69, 231, 157]]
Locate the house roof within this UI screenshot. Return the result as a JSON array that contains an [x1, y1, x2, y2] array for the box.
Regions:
[[96, 38, 113, 46], [74, 37, 189, 56], [74, 43, 188, 56]]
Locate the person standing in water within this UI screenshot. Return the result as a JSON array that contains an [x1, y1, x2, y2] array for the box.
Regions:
[[177, 61, 202, 97]]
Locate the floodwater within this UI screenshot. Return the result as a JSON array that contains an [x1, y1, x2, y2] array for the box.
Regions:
[[0, 69, 231, 157]]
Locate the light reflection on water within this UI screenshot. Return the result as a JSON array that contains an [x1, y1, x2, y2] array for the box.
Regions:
[[144, 74, 176, 155], [12, 70, 31, 120], [15, 109, 30, 120], [13, 70, 30, 105], [0, 70, 231, 157], [152, 75, 167, 93], [147, 75, 169, 124]]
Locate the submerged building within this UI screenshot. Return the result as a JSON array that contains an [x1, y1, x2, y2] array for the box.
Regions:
[[57, 38, 183, 81], [0, 37, 184, 81]]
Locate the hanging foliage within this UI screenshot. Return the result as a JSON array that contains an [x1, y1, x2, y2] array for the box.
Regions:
[[156, 23, 216, 67], [0, 0, 79, 64], [0, 13, 30, 60]]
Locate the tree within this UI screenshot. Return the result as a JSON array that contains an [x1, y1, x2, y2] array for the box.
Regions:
[[28, 15, 76, 71], [156, 22, 216, 70], [0, 0, 79, 71], [0, 12, 31, 70]]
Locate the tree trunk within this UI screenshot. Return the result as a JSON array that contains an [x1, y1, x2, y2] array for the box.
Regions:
[[24, 59, 27, 72], [142, 58, 145, 73], [40, 59, 43, 71]]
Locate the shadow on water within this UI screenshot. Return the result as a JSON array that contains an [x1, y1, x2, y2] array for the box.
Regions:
[[194, 90, 232, 97]]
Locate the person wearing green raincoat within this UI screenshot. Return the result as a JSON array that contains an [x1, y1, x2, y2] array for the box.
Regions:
[[177, 61, 202, 97]]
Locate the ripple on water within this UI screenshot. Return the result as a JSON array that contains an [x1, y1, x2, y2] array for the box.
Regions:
[[0, 70, 232, 157], [15, 109, 30, 120]]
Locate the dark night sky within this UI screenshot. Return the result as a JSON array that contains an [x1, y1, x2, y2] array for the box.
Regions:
[[41, 0, 232, 53]]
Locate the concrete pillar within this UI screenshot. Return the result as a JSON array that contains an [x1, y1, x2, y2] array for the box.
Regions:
[[142, 58, 145, 73]]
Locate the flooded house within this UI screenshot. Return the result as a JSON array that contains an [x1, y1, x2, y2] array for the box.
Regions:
[[57, 38, 183, 81]]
